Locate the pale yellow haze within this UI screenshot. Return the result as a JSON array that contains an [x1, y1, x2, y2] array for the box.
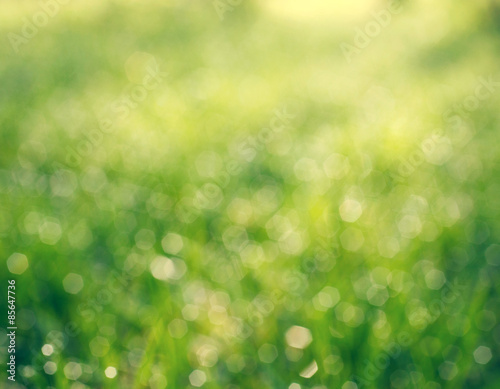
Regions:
[[258, 0, 380, 21]]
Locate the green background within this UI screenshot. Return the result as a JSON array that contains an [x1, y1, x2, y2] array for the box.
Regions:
[[1, 0, 499, 388]]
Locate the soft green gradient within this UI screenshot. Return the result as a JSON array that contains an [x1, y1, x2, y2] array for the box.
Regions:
[[1, 0, 500, 388]]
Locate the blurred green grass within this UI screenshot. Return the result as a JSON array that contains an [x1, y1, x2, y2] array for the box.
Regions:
[[1, 0, 500, 388]]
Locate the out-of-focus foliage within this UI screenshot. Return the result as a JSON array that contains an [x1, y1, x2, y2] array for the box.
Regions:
[[1, 0, 500, 388]]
